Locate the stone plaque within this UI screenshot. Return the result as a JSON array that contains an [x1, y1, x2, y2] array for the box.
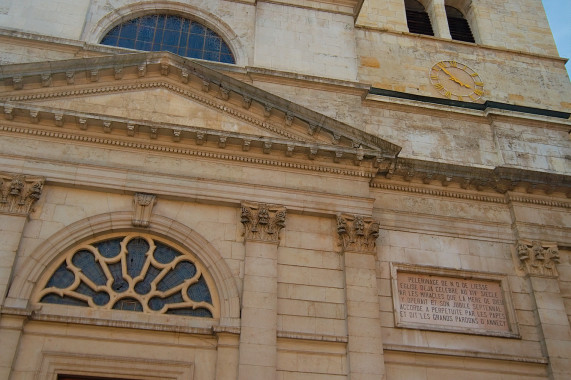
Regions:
[[394, 269, 516, 336]]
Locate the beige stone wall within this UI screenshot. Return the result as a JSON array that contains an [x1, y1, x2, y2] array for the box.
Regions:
[[253, 2, 358, 81], [0, 0, 90, 39], [254, 80, 569, 173], [356, 29, 571, 111], [471, 0, 558, 55], [384, 351, 548, 379], [0, 1, 570, 379], [357, 0, 558, 56]]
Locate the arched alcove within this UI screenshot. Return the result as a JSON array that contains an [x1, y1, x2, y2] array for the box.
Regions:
[[82, 1, 246, 66], [7, 212, 240, 325]]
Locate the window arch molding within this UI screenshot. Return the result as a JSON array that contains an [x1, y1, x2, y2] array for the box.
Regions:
[[82, 1, 246, 65], [444, 0, 479, 43], [7, 212, 240, 324]]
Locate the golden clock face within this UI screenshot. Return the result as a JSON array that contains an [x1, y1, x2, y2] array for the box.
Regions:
[[429, 60, 484, 102]]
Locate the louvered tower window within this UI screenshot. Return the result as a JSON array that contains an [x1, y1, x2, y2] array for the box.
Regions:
[[405, 0, 434, 36], [445, 5, 475, 43]]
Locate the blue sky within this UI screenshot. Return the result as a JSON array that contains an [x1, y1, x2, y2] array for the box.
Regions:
[[542, 0, 571, 77]]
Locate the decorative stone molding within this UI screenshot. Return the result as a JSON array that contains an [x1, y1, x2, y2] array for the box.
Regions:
[[517, 240, 560, 277], [0, 173, 44, 216], [336, 214, 380, 253], [132, 193, 156, 227], [240, 202, 286, 243]]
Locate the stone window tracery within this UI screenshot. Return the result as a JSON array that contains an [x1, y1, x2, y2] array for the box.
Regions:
[[100, 14, 235, 64], [38, 234, 215, 318]]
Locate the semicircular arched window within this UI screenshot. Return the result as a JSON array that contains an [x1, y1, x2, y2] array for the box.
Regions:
[[100, 14, 235, 64], [38, 234, 216, 318]]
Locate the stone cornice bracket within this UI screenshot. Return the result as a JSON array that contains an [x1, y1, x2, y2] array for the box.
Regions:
[[132, 193, 157, 228], [517, 240, 560, 278], [337, 214, 379, 254], [0, 173, 45, 216], [240, 202, 286, 244]]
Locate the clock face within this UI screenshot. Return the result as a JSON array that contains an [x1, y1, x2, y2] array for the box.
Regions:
[[429, 60, 484, 102]]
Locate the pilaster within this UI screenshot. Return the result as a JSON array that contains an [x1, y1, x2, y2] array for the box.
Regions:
[[516, 240, 571, 379], [337, 214, 385, 380], [425, 0, 452, 39], [356, 0, 409, 32], [237, 202, 286, 380], [0, 173, 44, 305], [214, 327, 240, 380], [0, 172, 43, 380], [0, 313, 26, 380]]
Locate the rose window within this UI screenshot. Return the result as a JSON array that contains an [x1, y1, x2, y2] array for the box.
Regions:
[[39, 234, 214, 317]]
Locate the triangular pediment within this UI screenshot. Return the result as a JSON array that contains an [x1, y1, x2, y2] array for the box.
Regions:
[[22, 87, 281, 138], [0, 52, 401, 170]]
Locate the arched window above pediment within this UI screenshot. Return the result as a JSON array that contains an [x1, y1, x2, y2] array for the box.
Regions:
[[100, 14, 235, 64]]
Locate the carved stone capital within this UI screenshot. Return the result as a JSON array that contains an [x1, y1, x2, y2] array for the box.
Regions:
[[517, 240, 560, 277], [0, 173, 44, 216], [132, 193, 157, 228], [337, 214, 380, 254], [241, 202, 286, 244]]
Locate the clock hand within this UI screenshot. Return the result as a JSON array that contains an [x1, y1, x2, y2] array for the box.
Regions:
[[448, 76, 472, 89], [437, 63, 472, 88]]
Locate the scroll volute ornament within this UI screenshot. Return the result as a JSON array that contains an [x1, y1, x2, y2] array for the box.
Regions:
[[517, 240, 560, 277], [240, 202, 286, 243], [0, 173, 44, 215], [337, 214, 380, 253]]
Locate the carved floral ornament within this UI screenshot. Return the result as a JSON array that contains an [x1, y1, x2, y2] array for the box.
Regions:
[[0, 172, 44, 215], [516, 240, 560, 277], [240, 202, 286, 243], [336, 214, 380, 254]]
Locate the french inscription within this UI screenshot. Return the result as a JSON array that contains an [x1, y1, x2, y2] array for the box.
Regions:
[[397, 272, 509, 332]]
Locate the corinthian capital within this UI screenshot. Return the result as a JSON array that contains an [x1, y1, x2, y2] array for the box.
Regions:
[[337, 214, 380, 254], [516, 240, 560, 278], [0, 172, 44, 216], [241, 202, 286, 243]]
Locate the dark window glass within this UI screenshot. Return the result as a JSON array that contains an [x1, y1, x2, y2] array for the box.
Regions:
[[41, 236, 214, 318], [405, 0, 434, 36], [100, 14, 235, 64], [446, 5, 475, 43]]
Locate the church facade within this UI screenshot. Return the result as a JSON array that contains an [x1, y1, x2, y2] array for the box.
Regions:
[[0, 1, 570, 379]]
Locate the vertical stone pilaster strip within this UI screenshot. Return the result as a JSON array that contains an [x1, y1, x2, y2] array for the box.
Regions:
[[0, 173, 44, 304], [0, 173, 44, 380], [214, 328, 240, 380], [237, 202, 286, 380], [0, 314, 26, 380], [337, 214, 386, 380], [516, 240, 571, 380], [426, 0, 452, 39]]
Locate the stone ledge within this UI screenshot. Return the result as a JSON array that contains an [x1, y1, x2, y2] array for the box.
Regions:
[[384, 343, 548, 364]]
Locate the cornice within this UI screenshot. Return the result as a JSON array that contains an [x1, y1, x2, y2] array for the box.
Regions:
[[371, 158, 571, 200], [372, 181, 571, 208], [258, 0, 363, 17], [370, 182, 508, 204], [0, 51, 402, 157], [0, 99, 386, 177]]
